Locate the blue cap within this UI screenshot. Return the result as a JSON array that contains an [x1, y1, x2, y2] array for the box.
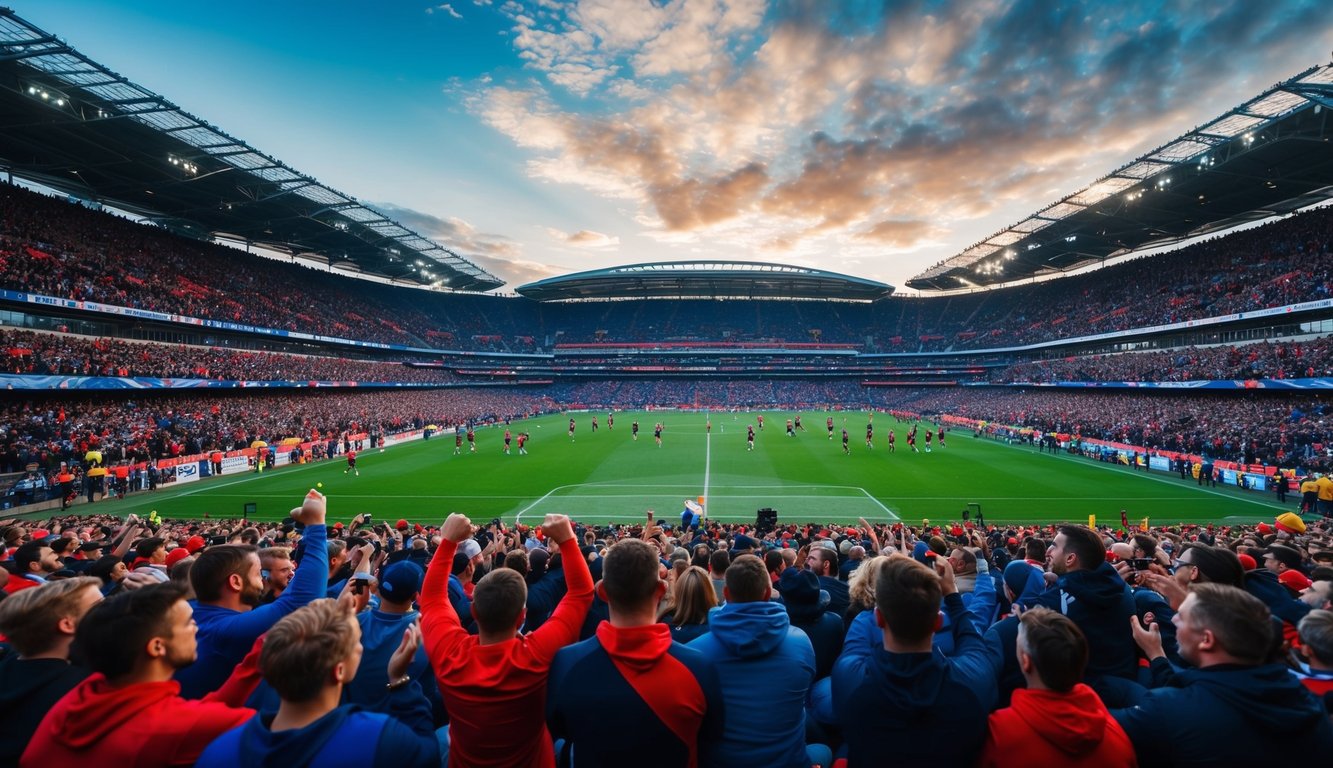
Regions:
[[379, 561, 424, 603]]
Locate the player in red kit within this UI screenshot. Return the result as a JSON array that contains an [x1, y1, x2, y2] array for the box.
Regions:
[[503, 428, 512, 454], [827, 416, 835, 440], [344, 449, 359, 476]]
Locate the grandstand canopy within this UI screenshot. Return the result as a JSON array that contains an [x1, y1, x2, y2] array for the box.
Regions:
[[909, 63, 1333, 291], [0, 9, 502, 292], [516, 261, 895, 302]]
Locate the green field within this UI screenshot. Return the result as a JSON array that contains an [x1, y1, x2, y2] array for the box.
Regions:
[[88, 410, 1299, 529]]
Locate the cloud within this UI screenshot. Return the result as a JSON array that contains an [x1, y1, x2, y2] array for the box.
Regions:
[[545, 227, 621, 248], [427, 3, 463, 18], [464, 0, 1333, 285]]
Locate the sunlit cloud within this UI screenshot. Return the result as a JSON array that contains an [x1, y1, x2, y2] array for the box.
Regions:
[[463, 0, 1332, 286]]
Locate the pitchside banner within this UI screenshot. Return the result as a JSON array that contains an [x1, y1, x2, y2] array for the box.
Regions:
[[219, 456, 250, 474], [174, 462, 202, 485]]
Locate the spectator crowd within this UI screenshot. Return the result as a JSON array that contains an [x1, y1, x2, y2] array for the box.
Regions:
[[2, 494, 1332, 767], [3, 181, 1332, 354]]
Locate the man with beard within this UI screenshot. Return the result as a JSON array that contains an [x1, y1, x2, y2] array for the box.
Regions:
[[22, 582, 264, 767], [173, 489, 329, 699]]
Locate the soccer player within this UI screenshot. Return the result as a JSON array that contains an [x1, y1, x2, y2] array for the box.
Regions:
[[607, 412, 614, 431], [454, 430, 463, 456], [503, 428, 512, 455], [827, 416, 835, 440], [786, 418, 795, 437], [795, 414, 805, 432], [757, 414, 764, 431], [907, 424, 918, 453], [592, 415, 598, 432], [517, 432, 528, 455], [632, 420, 639, 441], [866, 421, 874, 449], [344, 449, 359, 476], [654, 423, 663, 447], [937, 426, 946, 448], [707, 417, 712, 434], [842, 428, 850, 455], [888, 429, 896, 453], [925, 429, 933, 453], [466, 425, 477, 453], [747, 424, 756, 452], [568, 418, 576, 442]]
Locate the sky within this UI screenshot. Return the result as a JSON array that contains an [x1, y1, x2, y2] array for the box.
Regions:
[[17, 1, 1333, 294]]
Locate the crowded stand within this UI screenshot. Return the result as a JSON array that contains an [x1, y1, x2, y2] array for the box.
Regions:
[[4, 182, 1333, 353], [0, 389, 556, 474], [2, 493, 1331, 767], [993, 337, 1333, 384], [0, 328, 462, 384]]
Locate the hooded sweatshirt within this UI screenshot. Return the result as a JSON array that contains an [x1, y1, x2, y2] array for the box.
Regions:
[[1111, 663, 1333, 767], [688, 601, 815, 768], [194, 689, 437, 768], [547, 622, 725, 768], [1022, 562, 1137, 681], [981, 684, 1136, 767], [0, 653, 89, 768], [21, 637, 262, 768], [833, 592, 999, 766]]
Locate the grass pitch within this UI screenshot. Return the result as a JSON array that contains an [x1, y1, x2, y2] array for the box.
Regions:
[[101, 410, 1294, 528]]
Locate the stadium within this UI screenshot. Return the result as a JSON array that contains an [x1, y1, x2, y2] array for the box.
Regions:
[[2, 5, 1333, 767]]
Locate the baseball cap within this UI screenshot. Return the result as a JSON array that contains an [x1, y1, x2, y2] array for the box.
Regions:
[[458, 539, 482, 560], [185, 535, 207, 554], [165, 548, 192, 567], [1278, 569, 1312, 593], [379, 561, 424, 603], [396, 519, 410, 531]]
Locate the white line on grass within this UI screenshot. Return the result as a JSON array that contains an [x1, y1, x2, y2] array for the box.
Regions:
[[859, 488, 900, 520], [703, 429, 712, 514], [513, 484, 573, 525]]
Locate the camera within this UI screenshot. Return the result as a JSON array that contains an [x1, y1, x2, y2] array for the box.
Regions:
[[1129, 558, 1153, 571]]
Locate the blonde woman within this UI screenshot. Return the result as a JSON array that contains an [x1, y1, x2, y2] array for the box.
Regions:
[[658, 565, 717, 642]]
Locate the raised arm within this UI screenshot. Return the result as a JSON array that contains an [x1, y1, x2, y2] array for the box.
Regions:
[[528, 515, 594, 658]]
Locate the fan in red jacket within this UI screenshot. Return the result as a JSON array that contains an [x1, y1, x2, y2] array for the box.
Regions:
[[981, 607, 1136, 768], [21, 582, 263, 768], [420, 512, 592, 768]]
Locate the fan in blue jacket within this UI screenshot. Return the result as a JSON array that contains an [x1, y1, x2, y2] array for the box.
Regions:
[[176, 491, 330, 699], [1111, 583, 1333, 768], [688, 556, 825, 768], [834, 557, 999, 766]]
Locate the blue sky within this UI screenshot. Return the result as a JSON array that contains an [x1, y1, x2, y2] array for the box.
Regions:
[[18, 1, 1333, 292]]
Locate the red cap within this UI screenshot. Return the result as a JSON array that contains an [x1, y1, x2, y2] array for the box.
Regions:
[[1007, 537, 1019, 546], [1279, 570, 1312, 592], [185, 535, 206, 553], [1105, 550, 1118, 563], [333, 522, 344, 530], [414, 523, 424, 534], [1256, 523, 1273, 535], [31, 529, 51, 540], [1238, 553, 1258, 571], [166, 548, 192, 567], [396, 519, 409, 531]]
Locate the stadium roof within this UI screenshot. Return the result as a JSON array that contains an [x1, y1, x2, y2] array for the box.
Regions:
[[909, 63, 1333, 291], [516, 261, 895, 302], [0, 9, 502, 292]]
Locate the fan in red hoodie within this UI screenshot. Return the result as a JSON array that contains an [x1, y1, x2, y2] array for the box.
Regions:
[[981, 607, 1136, 768], [21, 581, 263, 768]]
